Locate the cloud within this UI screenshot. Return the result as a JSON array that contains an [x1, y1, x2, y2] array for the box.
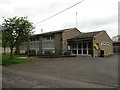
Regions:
[[0, 0, 118, 38], [62, 14, 117, 29], [0, 0, 10, 4]]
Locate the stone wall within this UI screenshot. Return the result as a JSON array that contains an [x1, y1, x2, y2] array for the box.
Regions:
[[62, 28, 81, 52], [93, 31, 113, 57]]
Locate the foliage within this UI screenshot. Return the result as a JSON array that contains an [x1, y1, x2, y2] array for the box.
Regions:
[[1, 16, 35, 58], [2, 54, 32, 65], [25, 49, 36, 56], [64, 51, 71, 55], [0, 30, 1, 47]]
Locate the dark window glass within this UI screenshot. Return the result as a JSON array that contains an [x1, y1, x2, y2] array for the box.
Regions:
[[78, 50, 82, 54], [78, 43, 82, 49], [83, 43, 87, 48], [72, 50, 77, 54], [71, 43, 77, 49], [88, 42, 92, 48], [83, 50, 87, 54]]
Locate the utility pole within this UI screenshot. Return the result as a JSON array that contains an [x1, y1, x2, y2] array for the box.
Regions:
[[76, 12, 77, 28], [41, 28, 43, 33]]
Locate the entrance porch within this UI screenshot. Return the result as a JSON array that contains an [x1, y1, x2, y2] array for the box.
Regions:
[[68, 39, 93, 57]]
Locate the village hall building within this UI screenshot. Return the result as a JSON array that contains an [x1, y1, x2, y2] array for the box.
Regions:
[[20, 28, 113, 57]]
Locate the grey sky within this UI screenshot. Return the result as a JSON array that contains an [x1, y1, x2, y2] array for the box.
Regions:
[[0, 0, 118, 38]]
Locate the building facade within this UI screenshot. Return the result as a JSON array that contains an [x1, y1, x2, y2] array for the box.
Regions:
[[20, 28, 80, 54], [68, 30, 113, 57], [20, 28, 113, 57]]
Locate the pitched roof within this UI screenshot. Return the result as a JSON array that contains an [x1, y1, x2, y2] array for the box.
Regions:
[[68, 30, 105, 40], [31, 28, 79, 37]]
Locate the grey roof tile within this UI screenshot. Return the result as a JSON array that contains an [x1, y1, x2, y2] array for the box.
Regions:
[[68, 30, 105, 40]]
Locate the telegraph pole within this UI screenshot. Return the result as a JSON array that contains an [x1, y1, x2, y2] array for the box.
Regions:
[[41, 28, 43, 33], [76, 12, 77, 28]]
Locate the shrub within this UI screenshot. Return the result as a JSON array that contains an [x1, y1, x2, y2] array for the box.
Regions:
[[25, 50, 36, 56], [64, 51, 71, 56]]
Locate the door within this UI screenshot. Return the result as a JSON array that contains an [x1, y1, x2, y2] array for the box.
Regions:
[[83, 42, 88, 54], [78, 42, 91, 55]]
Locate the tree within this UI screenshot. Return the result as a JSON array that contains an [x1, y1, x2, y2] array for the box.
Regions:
[[1, 16, 34, 59], [0, 24, 8, 55], [2, 29, 8, 55], [0, 33, 1, 47]]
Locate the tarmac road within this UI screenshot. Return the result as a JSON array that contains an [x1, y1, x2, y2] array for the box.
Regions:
[[2, 54, 118, 88]]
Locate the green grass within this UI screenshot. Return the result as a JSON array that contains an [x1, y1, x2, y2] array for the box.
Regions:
[[2, 54, 32, 65]]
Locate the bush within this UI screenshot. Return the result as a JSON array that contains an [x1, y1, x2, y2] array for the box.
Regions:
[[64, 51, 71, 56], [44, 50, 55, 56], [25, 50, 36, 56]]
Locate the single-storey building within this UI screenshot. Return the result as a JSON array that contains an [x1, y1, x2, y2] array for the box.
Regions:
[[20, 28, 113, 57]]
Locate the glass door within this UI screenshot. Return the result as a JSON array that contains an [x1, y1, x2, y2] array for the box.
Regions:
[[78, 43, 82, 54], [83, 42, 87, 54]]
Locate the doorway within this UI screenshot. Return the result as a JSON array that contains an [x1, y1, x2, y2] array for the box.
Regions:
[[71, 42, 92, 55]]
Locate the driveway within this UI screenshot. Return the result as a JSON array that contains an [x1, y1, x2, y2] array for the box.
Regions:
[[2, 55, 118, 88]]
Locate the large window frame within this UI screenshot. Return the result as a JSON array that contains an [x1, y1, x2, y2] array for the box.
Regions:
[[42, 36, 55, 51], [30, 38, 39, 50], [70, 41, 92, 55]]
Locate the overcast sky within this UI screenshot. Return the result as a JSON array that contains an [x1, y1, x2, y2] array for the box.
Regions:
[[0, 0, 118, 38]]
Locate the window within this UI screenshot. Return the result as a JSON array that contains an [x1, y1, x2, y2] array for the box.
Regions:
[[30, 38, 39, 50], [101, 42, 110, 46], [88, 49, 91, 54], [88, 42, 92, 54], [106, 42, 110, 45], [43, 36, 55, 50], [78, 50, 82, 54], [71, 43, 77, 50], [83, 43, 87, 48], [78, 43, 82, 49], [103, 42, 106, 45], [83, 50, 87, 54], [72, 50, 77, 54], [20, 41, 28, 50]]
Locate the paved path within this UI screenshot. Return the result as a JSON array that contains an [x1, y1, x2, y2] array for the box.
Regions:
[[2, 55, 118, 88]]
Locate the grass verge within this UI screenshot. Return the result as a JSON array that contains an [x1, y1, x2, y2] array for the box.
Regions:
[[2, 54, 32, 65]]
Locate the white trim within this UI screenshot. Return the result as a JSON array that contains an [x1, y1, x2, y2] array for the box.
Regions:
[[87, 42, 88, 54], [77, 43, 78, 55], [81, 42, 83, 54]]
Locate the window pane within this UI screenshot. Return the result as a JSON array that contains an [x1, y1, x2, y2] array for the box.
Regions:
[[88, 42, 92, 48], [83, 50, 87, 54], [88, 49, 91, 54], [71, 43, 77, 49], [78, 43, 82, 49], [83, 43, 87, 48], [43, 37, 55, 49], [72, 50, 77, 54], [78, 50, 82, 54]]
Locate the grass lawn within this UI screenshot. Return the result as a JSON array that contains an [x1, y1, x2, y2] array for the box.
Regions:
[[2, 54, 32, 65]]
